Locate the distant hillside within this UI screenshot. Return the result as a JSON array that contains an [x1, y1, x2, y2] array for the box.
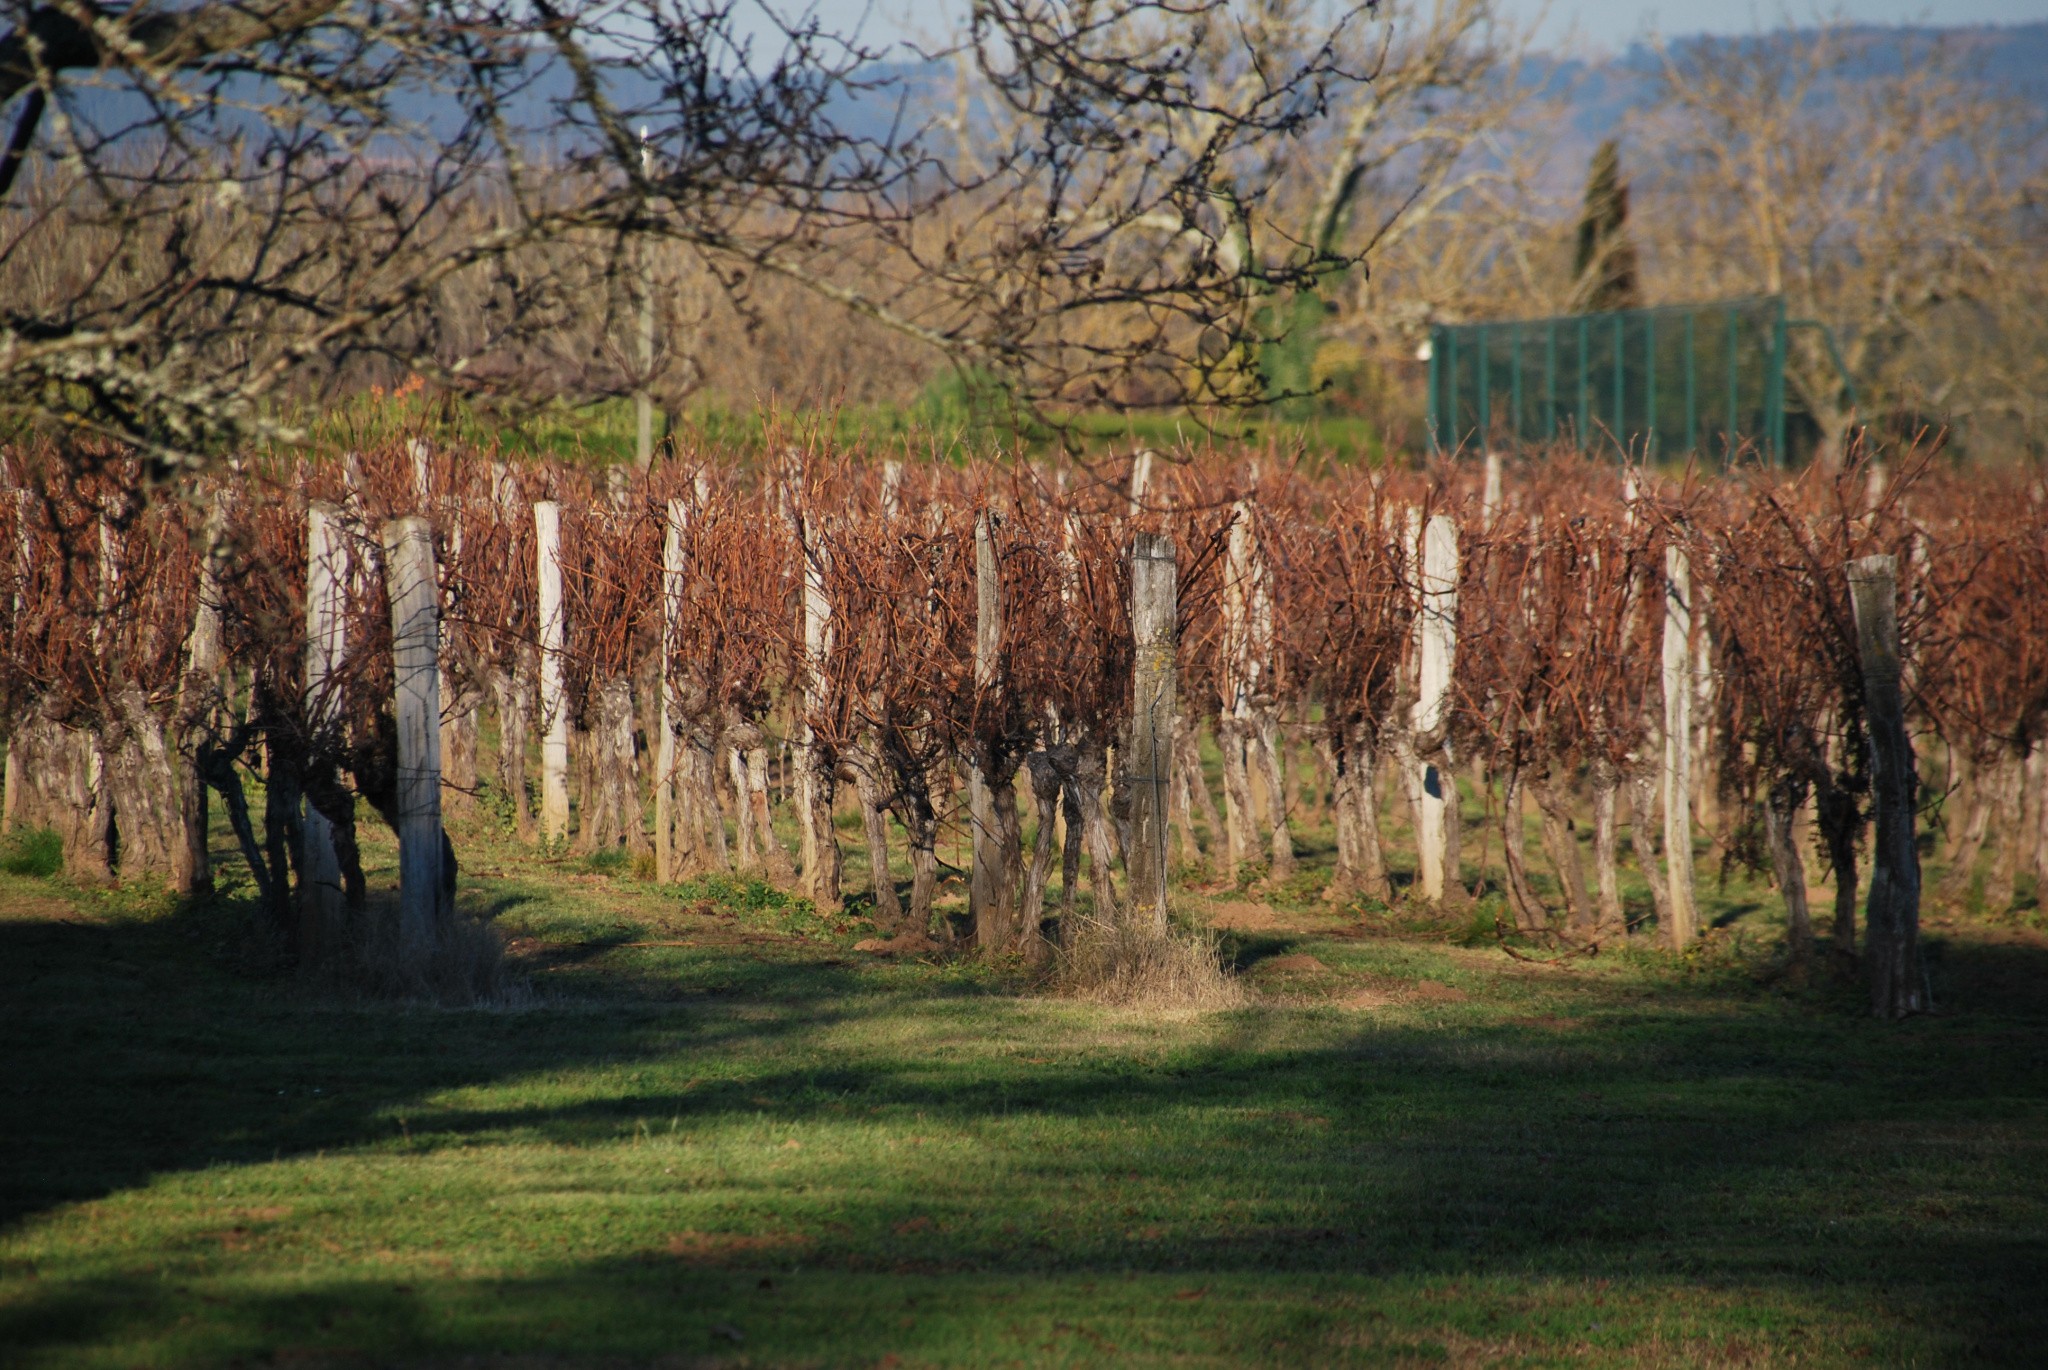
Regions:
[[1540, 22, 2048, 164]]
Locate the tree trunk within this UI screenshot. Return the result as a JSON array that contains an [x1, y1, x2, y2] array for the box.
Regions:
[[1813, 773, 1861, 958], [1217, 714, 1258, 875], [1626, 765, 1673, 931], [1763, 774, 1814, 961], [1532, 768, 1592, 941], [1321, 719, 1391, 904], [1175, 720, 1223, 873], [1980, 760, 2024, 914], [493, 656, 539, 842], [1936, 760, 1996, 904], [577, 678, 644, 856], [1250, 711, 1296, 880], [1499, 764, 1548, 934], [1590, 757, 1625, 943], [1848, 555, 1924, 1017], [852, 743, 902, 924]]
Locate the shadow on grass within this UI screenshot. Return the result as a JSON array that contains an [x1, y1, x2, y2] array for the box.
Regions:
[[2, 886, 2047, 1363]]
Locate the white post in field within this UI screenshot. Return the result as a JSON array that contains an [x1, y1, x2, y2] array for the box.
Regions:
[[635, 128, 657, 471], [968, 512, 1008, 945], [383, 516, 446, 952], [655, 498, 687, 882], [1128, 532, 1178, 936], [1412, 514, 1460, 902], [881, 459, 903, 523], [1128, 448, 1154, 514], [535, 500, 571, 843], [1662, 542, 1699, 946], [302, 504, 349, 930]]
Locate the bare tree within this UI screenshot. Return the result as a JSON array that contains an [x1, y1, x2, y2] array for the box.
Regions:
[[1640, 23, 2048, 462], [0, 0, 1400, 465]]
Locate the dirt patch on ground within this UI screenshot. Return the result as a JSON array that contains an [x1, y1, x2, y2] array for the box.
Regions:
[[1334, 987, 1396, 1010], [1261, 953, 1327, 974], [854, 933, 935, 956], [1407, 979, 1470, 1003], [0, 892, 82, 923], [660, 1230, 814, 1265], [1202, 900, 1295, 932], [1507, 1014, 1584, 1031]]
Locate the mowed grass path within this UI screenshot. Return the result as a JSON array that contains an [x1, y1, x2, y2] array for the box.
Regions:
[[2, 841, 2046, 1368]]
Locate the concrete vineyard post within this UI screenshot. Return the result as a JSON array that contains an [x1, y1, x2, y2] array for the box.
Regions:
[[1412, 514, 1459, 902], [302, 504, 348, 938], [1129, 532, 1177, 936], [535, 501, 570, 844], [968, 512, 1009, 946], [655, 499, 685, 882], [799, 517, 840, 909], [383, 516, 447, 954], [1662, 542, 1699, 947], [1848, 555, 1925, 1017], [635, 131, 656, 470]]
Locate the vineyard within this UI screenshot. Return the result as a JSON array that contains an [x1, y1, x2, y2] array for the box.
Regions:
[[3, 442, 2045, 1017]]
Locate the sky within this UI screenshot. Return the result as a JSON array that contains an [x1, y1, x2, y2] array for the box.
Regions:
[[763, 0, 2048, 56]]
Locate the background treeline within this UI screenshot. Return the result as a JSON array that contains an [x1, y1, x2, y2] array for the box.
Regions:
[[4, 7, 2041, 465]]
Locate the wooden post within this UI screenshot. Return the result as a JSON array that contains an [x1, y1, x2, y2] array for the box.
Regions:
[[881, 460, 903, 522], [302, 504, 349, 934], [534, 500, 571, 844], [799, 516, 840, 908], [1849, 554, 1925, 1017], [655, 498, 686, 882], [4, 487, 28, 831], [1219, 505, 1258, 871], [968, 512, 1009, 945], [383, 517, 446, 953], [635, 131, 657, 471], [1662, 542, 1699, 946], [1128, 532, 1176, 936], [1412, 514, 1458, 902], [1128, 448, 1154, 514], [1481, 451, 1503, 531]]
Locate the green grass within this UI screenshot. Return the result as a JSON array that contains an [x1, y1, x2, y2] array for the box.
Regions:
[[0, 826, 61, 878], [1, 798, 2045, 1368]]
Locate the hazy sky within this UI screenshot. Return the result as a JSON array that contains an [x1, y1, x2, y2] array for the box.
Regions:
[[775, 0, 2048, 55]]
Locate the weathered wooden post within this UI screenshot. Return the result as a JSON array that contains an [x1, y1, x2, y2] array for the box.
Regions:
[[4, 486, 28, 831], [798, 516, 841, 908], [1128, 448, 1155, 513], [968, 512, 1012, 946], [302, 504, 349, 936], [1412, 514, 1459, 902], [1662, 540, 1699, 947], [881, 459, 904, 522], [635, 130, 657, 471], [1849, 554, 1925, 1017], [1128, 532, 1177, 936], [1218, 506, 1259, 872], [383, 516, 447, 953], [1481, 451, 1503, 531], [655, 498, 686, 882], [534, 500, 571, 844]]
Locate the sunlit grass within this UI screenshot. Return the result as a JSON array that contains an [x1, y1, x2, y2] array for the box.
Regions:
[[1, 791, 2044, 1366]]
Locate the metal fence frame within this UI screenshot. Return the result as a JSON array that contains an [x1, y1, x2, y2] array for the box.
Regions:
[[1425, 295, 1852, 465]]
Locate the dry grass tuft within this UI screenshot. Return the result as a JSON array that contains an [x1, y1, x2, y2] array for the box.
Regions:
[[1053, 918, 1244, 1012], [320, 896, 532, 1008]]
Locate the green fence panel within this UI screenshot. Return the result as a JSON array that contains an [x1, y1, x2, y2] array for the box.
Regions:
[[1428, 297, 1789, 463]]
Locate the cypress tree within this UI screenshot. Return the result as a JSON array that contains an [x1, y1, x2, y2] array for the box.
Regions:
[[1572, 139, 1640, 313]]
